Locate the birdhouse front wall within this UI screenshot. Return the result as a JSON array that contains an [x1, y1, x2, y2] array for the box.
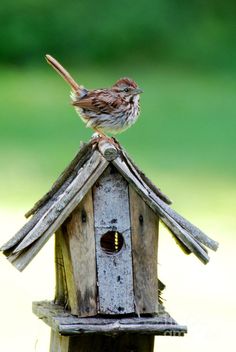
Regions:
[[54, 165, 159, 317], [93, 166, 134, 314]]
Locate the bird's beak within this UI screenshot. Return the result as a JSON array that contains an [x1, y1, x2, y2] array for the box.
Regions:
[[132, 88, 143, 95]]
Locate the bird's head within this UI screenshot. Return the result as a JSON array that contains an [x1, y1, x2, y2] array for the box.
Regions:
[[112, 78, 143, 101]]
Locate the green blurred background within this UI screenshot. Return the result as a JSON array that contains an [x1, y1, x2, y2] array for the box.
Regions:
[[0, 1, 235, 352]]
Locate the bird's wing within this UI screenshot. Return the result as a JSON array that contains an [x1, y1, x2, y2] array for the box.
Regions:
[[72, 90, 122, 114]]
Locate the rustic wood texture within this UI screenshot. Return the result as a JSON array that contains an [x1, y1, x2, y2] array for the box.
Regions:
[[33, 301, 187, 336], [61, 189, 97, 317], [55, 229, 68, 305], [1, 142, 93, 253], [5, 152, 108, 271], [116, 149, 218, 251], [129, 186, 159, 315], [50, 333, 155, 352], [1, 200, 56, 254], [112, 156, 215, 264], [93, 165, 134, 314], [98, 140, 118, 161], [57, 228, 78, 314], [14, 151, 107, 253]]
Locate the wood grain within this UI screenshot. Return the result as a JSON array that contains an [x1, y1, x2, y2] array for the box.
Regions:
[[1, 143, 93, 253], [59, 227, 78, 314], [62, 189, 97, 317], [119, 151, 218, 251], [98, 140, 118, 161], [129, 185, 159, 315], [14, 151, 106, 253], [93, 165, 134, 314], [113, 156, 210, 264], [33, 300, 187, 336], [8, 153, 108, 271], [55, 229, 68, 305]]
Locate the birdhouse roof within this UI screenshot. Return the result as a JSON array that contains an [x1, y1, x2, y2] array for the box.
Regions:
[[1, 139, 218, 271]]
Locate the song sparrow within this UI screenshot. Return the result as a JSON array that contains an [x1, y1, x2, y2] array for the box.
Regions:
[[45, 55, 143, 140]]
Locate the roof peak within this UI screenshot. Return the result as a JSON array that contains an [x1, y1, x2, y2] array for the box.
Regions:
[[1, 137, 218, 271]]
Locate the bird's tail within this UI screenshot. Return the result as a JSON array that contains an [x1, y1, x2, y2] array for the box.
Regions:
[[45, 54, 81, 92]]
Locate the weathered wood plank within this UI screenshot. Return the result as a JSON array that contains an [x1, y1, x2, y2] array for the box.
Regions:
[[55, 229, 68, 305], [61, 323, 185, 336], [118, 149, 219, 250], [8, 155, 109, 271], [129, 186, 159, 315], [159, 203, 218, 251], [1, 172, 75, 254], [121, 149, 218, 251], [93, 165, 134, 314], [62, 189, 97, 317], [58, 229, 78, 314], [14, 151, 106, 253], [1, 144, 93, 253], [33, 301, 187, 336], [33, 301, 173, 326], [113, 157, 210, 264], [1, 200, 55, 253]]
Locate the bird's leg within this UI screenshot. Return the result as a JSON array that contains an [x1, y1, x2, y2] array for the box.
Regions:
[[91, 129, 121, 149], [90, 130, 105, 145]]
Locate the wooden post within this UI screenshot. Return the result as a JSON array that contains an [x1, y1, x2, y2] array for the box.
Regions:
[[50, 333, 154, 352]]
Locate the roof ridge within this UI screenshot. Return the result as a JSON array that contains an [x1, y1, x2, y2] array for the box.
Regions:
[[1, 138, 219, 270]]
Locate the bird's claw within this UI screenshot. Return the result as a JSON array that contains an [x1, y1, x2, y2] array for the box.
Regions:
[[91, 134, 121, 150]]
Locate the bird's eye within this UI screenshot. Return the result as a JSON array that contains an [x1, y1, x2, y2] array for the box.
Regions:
[[124, 87, 129, 92]]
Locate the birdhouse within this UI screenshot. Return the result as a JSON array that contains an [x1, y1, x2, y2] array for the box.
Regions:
[[1, 139, 218, 352]]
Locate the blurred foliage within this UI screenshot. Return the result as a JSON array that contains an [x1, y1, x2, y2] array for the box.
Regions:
[[0, 0, 236, 69]]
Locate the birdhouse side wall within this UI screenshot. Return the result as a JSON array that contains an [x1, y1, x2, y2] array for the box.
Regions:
[[54, 189, 97, 317], [129, 185, 159, 315]]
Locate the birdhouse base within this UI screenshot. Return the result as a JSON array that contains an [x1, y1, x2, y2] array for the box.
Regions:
[[33, 301, 186, 336]]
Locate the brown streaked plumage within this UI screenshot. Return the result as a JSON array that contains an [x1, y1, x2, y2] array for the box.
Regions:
[[46, 55, 143, 138]]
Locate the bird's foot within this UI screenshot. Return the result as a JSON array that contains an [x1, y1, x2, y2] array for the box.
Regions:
[[91, 133, 121, 150]]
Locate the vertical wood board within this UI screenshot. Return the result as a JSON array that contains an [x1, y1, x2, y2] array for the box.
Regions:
[[129, 185, 159, 315], [93, 165, 134, 314], [55, 230, 68, 305], [58, 228, 78, 314], [62, 189, 97, 317]]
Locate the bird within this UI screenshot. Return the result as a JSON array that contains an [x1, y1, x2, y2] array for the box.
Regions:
[[45, 55, 143, 144]]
